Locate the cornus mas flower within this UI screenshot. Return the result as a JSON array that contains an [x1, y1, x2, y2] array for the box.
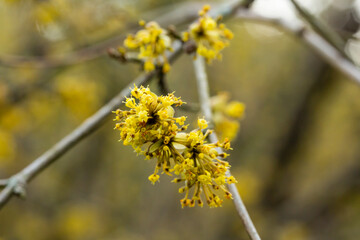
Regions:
[[114, 85, 185, 152], [182, 5, 234, 63], [211, 92, 246, 141], [114, 86, 238, 208], [172, 120, 236, 208], [123, 21, 173, 72]]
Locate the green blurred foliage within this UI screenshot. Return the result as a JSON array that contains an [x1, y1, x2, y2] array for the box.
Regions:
[[0, 0, 360, 239]]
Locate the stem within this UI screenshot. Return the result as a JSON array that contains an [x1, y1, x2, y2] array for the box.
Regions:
[[158, 69, 170, 95], [193, 56, 261, 240]]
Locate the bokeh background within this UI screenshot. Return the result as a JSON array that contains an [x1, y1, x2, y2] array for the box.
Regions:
[[1, 0, 360, 239]]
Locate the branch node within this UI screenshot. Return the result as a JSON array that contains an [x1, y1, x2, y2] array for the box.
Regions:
[[183, 40, 197, 54], [9, 176, 27, 199]]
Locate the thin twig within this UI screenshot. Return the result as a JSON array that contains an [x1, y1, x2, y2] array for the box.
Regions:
[[108, 49, 143, 64], [0, 184, 14, 209], [0, 179, 8, 187], [236, 10, 360, 85], [157, 69, 170, 95], [178, 102, 201, 112], [193, 56, 261, 240]]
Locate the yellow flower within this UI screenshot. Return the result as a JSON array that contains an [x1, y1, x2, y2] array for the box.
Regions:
[[144, 60, 155, 72], [225, 101, 246, 118], [211, 92, 245, 141], [123, 21, 173, 72], [114, 86, 237, 208], [162, 62, 171, 73], [183, 5, 234, 63], [148, 174, 160, 184], [197, 118, 208, 130], [227, 176, 238, 184]]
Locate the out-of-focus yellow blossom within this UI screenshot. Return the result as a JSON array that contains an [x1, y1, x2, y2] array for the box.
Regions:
[[55, 77, 103, 120], [182, 5, 234, 63], [0, 82, 8, 107], [28, 94, 57, 123], [14, 211, 50, 240], [57, 204, 104, 239], [0, 129, 15, 164], [33, 2, 60, 24], [235, 169, 262, 204], [0, 107, 30, 133], [278, 222, 309, 240], [211, 92, 245, 141], [123, 21, 173, 73], [114, 86, 237, 208]]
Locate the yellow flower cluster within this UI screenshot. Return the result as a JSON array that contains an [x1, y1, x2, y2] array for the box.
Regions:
[[56, 76, 103, 120], [124, 21, 173, 73], [211, 92, 246, 141], [182, 5, 234, 63], [114, 86, 237, 208]]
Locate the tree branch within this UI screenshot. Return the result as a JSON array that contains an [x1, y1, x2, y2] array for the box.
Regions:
[[289, 0, 349, 60], [0, 41, 183, 210], [193, 56, 261, 240], [0, 0, 254, 211], [0, 179, 8, 187], [236, 10, 360, 85]]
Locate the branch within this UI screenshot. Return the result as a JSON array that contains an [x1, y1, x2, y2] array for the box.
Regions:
[[0, 41, 183, 210], [289, 0, 349, 60], [0, 179, 8, 187], [236, 10, 360, 85], [108, 49, 143, 64], [193, 56, 261, 240]]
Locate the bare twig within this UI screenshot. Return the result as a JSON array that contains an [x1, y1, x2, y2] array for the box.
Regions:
[[236, 10, 360, 85], [157, 69, 170, 95], [0, 179, 8, 187], [178, 102, 201, 112], [0, 185, 14, 208], [108, 49, 143, 64], [193, 56, 261, 240]]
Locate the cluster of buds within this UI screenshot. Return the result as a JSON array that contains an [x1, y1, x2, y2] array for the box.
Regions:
[[211, 92, 246, 141], [114, 86, 237, 208], [118, 5, 233, 72]]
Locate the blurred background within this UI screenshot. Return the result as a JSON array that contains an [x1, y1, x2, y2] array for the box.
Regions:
[[1, 0, 360, 239]]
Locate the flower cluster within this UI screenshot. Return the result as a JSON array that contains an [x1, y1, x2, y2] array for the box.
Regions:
[[114, 86, 237, 208], [211, 92, 246, 141], [182, 5, 234, 63], [123, 21, 173, 73], [118, 5, 234, 73]]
